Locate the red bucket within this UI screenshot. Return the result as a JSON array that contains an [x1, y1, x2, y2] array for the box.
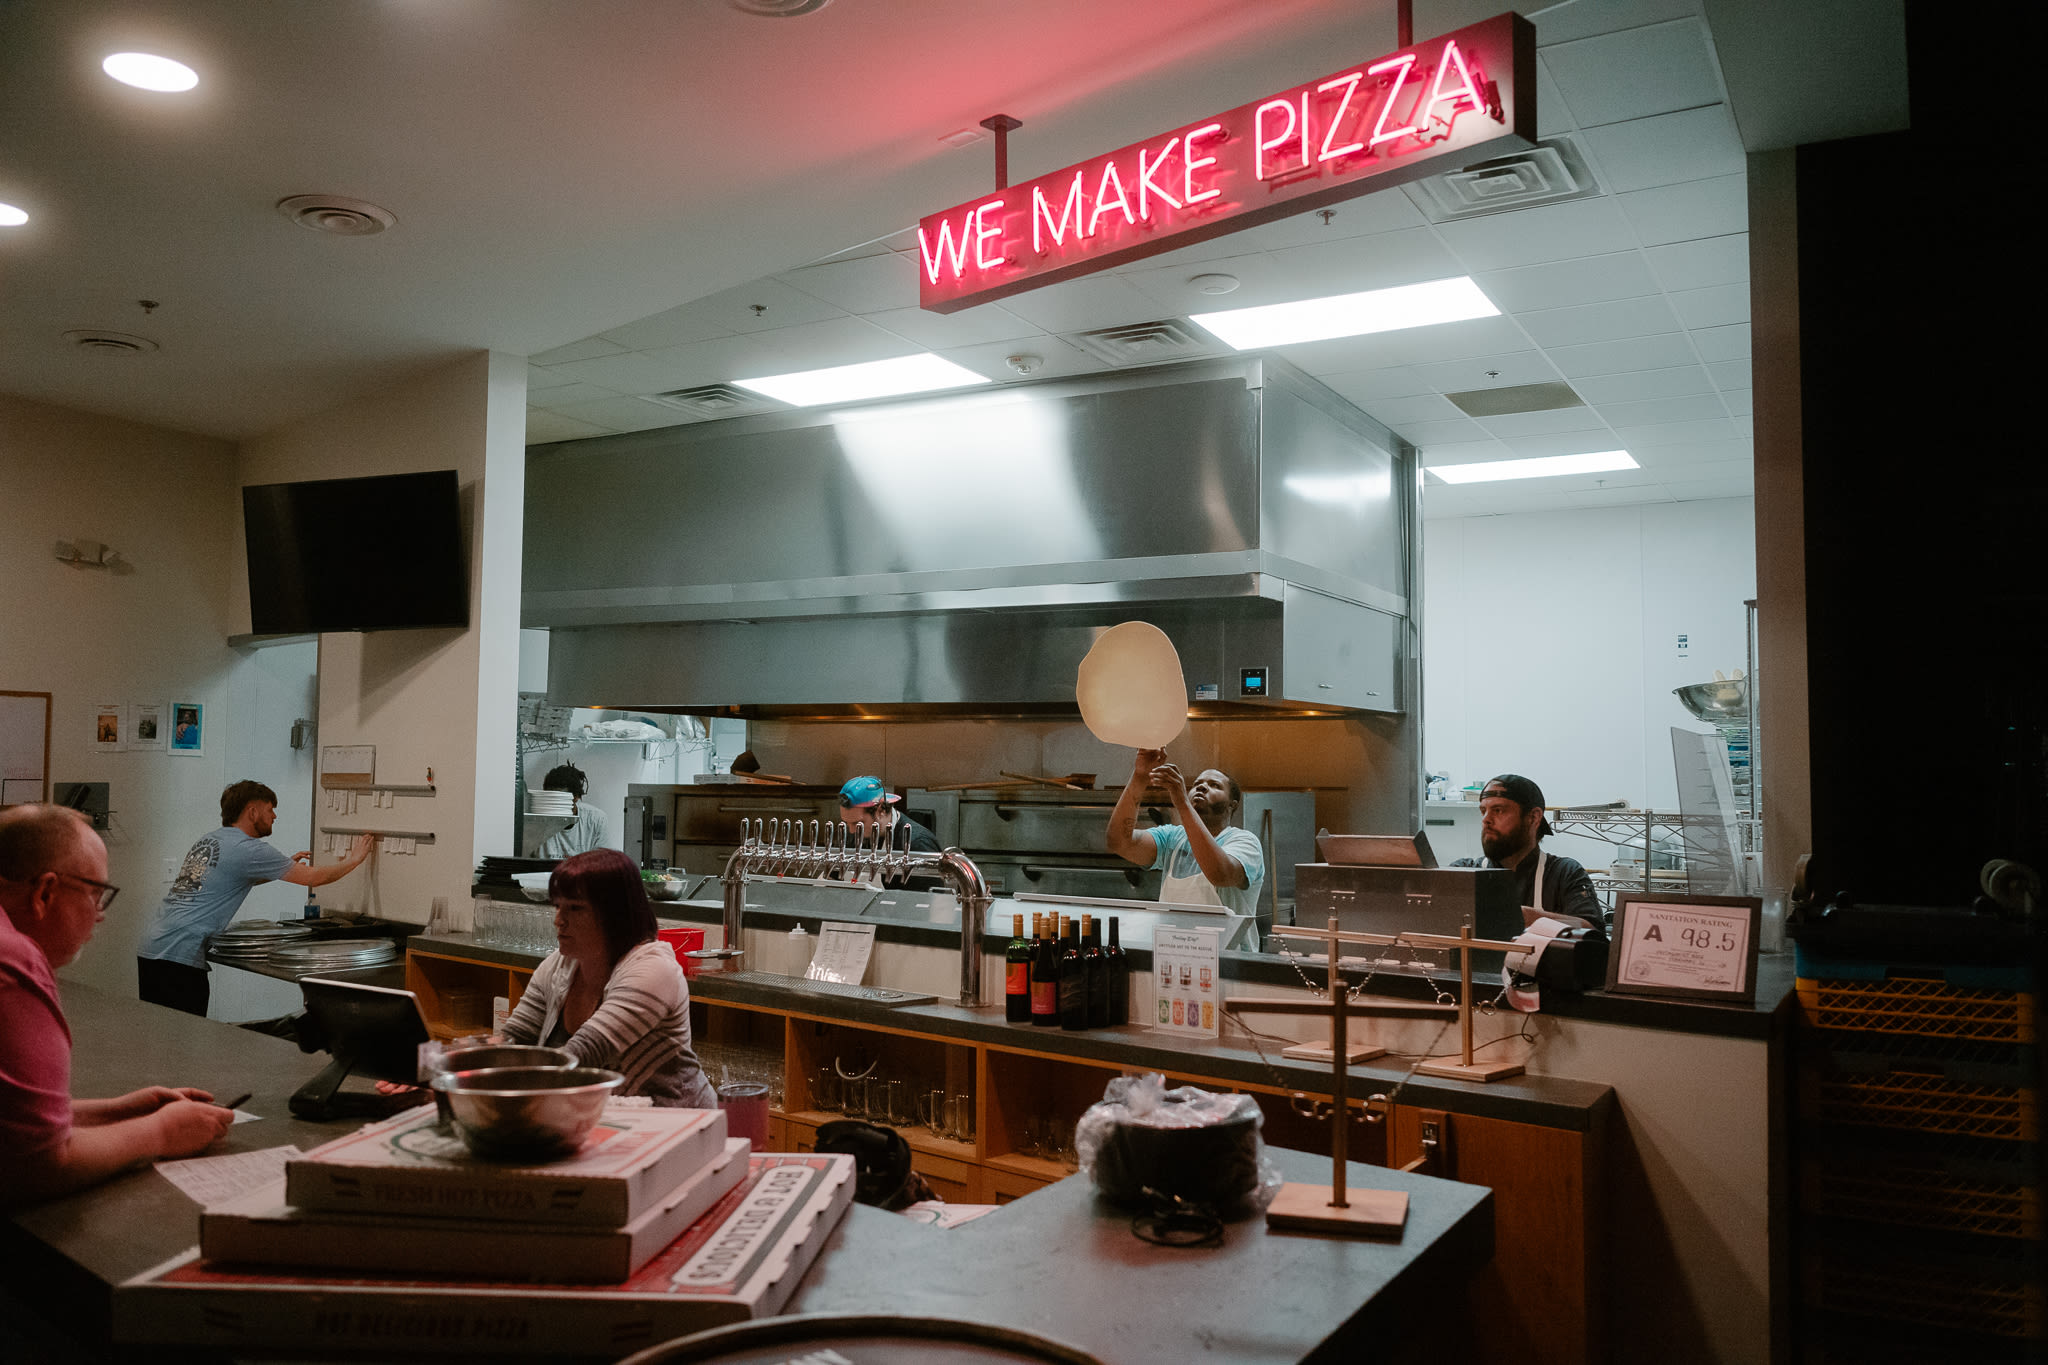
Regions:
[[657, 925, 705, 970]]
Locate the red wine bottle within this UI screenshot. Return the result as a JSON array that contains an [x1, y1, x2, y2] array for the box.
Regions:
[[1104, 917, 1128, 1025], [1030, 919, 1059, 1026], [1058, 914, 1089, 1031], [1005, 913, 1032, 1023], [1084, 916, 1110, 1027]]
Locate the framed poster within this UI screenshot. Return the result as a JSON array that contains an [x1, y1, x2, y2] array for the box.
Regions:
[[168, 701, 206, 756], [129, 702, 166, 751], [1606, 892, 1762, 1004], [92, 701, 125, 752], [1150, 926, 1221, 1037]]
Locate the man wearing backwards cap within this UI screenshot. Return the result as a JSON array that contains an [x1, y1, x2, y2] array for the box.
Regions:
[[836, 777, 942, 859], [1452, 774, 1603, 925]]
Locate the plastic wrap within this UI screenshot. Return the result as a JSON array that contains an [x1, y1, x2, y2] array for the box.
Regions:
[[1076, 1073, 1282, 1213]]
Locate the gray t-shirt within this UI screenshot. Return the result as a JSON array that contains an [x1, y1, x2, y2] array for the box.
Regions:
[[138, 828, 292, 969]]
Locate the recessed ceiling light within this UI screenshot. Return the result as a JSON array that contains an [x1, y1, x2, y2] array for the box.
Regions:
[[1190, 276, 1498, 349], [1190, 273, 1240, 296], [102, 52, 199, 92], [0, 202, 28, 227], [734, 354, 989, 407], [1427, 451, 1638, 485]]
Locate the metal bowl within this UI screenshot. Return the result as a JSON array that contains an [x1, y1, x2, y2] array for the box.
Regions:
[[1673, 678, 1748, 722], [431, 1066, 624, 1160]]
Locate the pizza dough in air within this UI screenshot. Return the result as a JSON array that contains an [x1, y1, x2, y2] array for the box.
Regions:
[[1076, 621, 1188, 749]]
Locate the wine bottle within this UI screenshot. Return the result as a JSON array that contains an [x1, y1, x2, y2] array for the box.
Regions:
[[1104, 917, 1128, 1025], [1030, 918, 1059, 1026], [1058, 914, 1088, 1031], [1005, 913, 1032, 1023], [1084, 915, 1110, 1027]]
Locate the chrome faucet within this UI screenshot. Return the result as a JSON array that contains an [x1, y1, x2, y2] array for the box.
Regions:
[[717, 817, 994, 1006]]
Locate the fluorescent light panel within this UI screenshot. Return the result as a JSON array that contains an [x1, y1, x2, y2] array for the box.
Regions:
[[734, 353, 989, 407], [1428, 450, 1638, 484], [1190, 276, 1498, 349], [102, 52, 199, 92]]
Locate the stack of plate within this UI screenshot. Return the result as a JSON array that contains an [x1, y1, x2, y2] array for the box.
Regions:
[[270, 939, 400, 971], [527, 790, 575, 818], [208, 921, 314, 959]]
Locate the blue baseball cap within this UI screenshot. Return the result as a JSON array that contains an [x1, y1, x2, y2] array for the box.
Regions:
[[838, 776, 900, 808]]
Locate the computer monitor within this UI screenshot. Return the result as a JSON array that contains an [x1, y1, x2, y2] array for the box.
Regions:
[[290, 977, 433, 1120]]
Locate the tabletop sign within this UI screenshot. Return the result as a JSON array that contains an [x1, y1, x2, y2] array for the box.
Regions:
[[1605, 893, 1762, 1005], [917, 11, 1535, 313], [806, 921, 876, 986], [1151, 926, 1222, 1037]]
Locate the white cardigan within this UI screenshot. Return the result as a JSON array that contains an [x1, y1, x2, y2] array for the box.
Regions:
[[501, 939, 716, 1108]]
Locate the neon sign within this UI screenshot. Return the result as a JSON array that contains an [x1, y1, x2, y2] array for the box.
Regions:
[[918, 12, 1533, 314]]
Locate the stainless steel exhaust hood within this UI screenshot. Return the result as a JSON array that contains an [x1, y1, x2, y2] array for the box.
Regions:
[[526, 356, 1416, 717]]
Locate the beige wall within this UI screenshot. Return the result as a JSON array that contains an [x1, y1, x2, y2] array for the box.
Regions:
[[235, 352, 526, 926], [0, 395, 249, 996]]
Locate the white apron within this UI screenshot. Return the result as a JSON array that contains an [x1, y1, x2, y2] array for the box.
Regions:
[[1157, 861, 1227, 909], [1503, 850, 1552, 1012]]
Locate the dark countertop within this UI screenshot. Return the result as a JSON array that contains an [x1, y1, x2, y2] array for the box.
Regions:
[[410, 930, 1613, 1132], [14, 983, 1493, 1364]]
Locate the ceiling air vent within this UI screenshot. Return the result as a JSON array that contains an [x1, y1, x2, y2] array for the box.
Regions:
[[1445, 381, 1585, 418], [276, 194, 396, 236], [63, 329, 158, 354], [644, 384, 774, 418], [1403, 137, 1602, 222], [1069, 319, 1218, 367]]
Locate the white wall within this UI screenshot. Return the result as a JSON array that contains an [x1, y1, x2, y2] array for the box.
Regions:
[[0, 395, 275, 1005], [235, 352, 526, 925], [1423, 498, 1756, 819]]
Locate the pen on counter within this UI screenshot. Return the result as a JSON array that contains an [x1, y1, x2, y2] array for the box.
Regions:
[[219, 1092, 252, 1112]]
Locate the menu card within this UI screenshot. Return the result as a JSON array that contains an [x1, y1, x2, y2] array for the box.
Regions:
[[1150, 926, 1221, 1037]]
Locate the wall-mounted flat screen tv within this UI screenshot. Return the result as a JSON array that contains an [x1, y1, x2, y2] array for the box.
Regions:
[[243, 469, 469, 634]]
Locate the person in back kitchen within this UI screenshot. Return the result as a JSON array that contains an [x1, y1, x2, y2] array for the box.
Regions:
[[137, 780, 375, 1017], [1450, 773, 1604, 925], [500, 848, 716, 1107], [536, 761, 606, 858], [837, 776, 942, 855], [1106, 750, 1265, 921], [1, 805, 234, 1207]]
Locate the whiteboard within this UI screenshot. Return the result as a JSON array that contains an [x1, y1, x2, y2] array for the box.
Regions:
[[0, 691, 52, 807]]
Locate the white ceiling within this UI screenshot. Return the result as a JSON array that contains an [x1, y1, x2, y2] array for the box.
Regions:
[[1, 0, 1905, 520]]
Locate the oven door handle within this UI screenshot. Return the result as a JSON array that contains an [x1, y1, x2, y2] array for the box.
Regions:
[[715, 804, 820, 815], [1017, 864, 1149, 888]]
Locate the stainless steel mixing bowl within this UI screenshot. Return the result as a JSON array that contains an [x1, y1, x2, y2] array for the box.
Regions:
[[1673, 678, 1748, 722], [431, 1066, 624, 1160], [427, 1045, 575, 1125]]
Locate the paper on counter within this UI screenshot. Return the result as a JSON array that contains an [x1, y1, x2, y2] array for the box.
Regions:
[[805, 922, 875, 985], [155, 1144, 304, 1209]]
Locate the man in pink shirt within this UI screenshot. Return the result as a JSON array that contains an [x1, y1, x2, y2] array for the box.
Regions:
[[0, 804, 232, 1207]]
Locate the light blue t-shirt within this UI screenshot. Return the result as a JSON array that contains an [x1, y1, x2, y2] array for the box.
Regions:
[[1147, 823, 1266, 917], [138, 827, 292, 969]]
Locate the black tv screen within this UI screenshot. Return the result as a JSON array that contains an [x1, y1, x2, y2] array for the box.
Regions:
[[243, 470, 469, 633]]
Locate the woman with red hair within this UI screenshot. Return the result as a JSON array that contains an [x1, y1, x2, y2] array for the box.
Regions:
[[500, 848, 714, 1107]]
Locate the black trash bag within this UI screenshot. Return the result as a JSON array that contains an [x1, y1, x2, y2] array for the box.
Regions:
[[813, 1119, 937, 1211]]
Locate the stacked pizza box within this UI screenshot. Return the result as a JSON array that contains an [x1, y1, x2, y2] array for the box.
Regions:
[[114, 1104, 857, 1356]]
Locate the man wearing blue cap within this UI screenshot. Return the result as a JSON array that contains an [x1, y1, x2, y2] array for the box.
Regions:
[[837, 777, 942, 858]]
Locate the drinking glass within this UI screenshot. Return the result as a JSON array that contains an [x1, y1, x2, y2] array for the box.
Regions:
[[948, 1092, 975, 1143], [842, 1075, 869, 1122], [812, 1065, 840, 1114], [925, 1089, 947, 1137]]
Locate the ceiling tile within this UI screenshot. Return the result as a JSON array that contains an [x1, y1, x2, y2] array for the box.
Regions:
[[1477, 406, 1609, 438], [1598, 393, 1731, 427], [733, 315, 924, 376], [1534, 61, 1576, 140], [1516, 294, 1683, 347], [525, 365, 580, 392], [1544, 330, 1700, 379], [997, 275, 1168, 333], [1690, 322, 1751, 361], [546, 395, 690, 433], [1572, 363, 1715, 404], [1618, 172, 1747, 246], [1542, 20, 1724, 128], [1475, 251, 1660, 314], [1361, 393, 1465, 426], [1671, 282, 1749, 328], [1645, 233, 1748, 291], [1534, 0, 1704, 48], [778, 252, 920, 315], [1231, 191, 1429, 252], [1275, 314, 1528, 374], [1580, 105, 1745, 193], [1262, 227, 1467, 296], [537, 350, 684, 393], [1395, 415, 1492, 447], [866, 302, 1042, 350], [629, 333, 779, 392], [525, 410, 613, 445], [530, 336, 627, 366], [528, 379, 632, 407], [1409, 350, 1563, 392], [1611, 416, 1741, 447], [937, 334, 1099, 383], [682, 278, 849, 333], [1434, 197, 1638, 271], [1563, 485, 1674, 508], [1624, 439, 1752, 469], [1416, 438, 1512, 465], [1499, 430, 1640, 458], [596, 303, 737, 353], [1720, 388, 1753, 415], [1706, 358, 1752, 389], [1318, 365, 1435, 404]]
